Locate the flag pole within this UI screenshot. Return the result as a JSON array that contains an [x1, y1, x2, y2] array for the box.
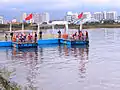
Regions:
[[80, 22, 82, 31], [65, 23, 68, 34], [22, 22, 24, 32], [37, 23, 40, 40]]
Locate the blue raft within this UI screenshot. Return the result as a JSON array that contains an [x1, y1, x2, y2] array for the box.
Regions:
[[0, 38, 89, 48], [0, 41, 12, 47], [37, 38, 89, 45], [59, 39, 89, 45]]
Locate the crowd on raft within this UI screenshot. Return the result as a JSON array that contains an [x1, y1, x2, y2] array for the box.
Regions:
[[4, 29, 89, 42], [57, 29, 89, 41], [4, 31, 43, 43]]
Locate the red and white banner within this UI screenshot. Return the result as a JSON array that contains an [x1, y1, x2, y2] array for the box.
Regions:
[[25, 14, 33, 20]]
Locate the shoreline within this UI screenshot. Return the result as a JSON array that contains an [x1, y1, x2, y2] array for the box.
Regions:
[[0, 24, 120, 31]]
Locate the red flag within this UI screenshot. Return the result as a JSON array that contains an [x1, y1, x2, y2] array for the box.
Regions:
[[78, 12, 83, 19], [25, 14, 32, 20]]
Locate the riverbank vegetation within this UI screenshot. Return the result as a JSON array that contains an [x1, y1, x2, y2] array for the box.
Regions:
[[0, 20, 120, 31]]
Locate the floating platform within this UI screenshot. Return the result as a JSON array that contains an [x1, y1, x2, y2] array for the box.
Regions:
[[38, 38, 59, 45], [0, 41, 12, 47], [60, 39, 89, 45], [38, 38, 89, 45], [12, 42, 38, 49], [0, 38, 89, 48]]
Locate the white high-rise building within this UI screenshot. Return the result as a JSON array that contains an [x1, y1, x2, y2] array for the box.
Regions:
[[105, 11, 117, 20], [93, 12, 104, 21], [83, 12, 91, 19], [32, 12, 50, 24], [103, 11, 107, 20], [65, 11, 73, 22], [65, 11, 79, 23], [0, 16, 3, 24], [93, 11, 117, 21], [32, 13, 42, 24], [72, 13, 78, 21], [41, 12, 50, 23]]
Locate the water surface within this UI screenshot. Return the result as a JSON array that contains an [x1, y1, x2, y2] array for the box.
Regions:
[[0, 28, 120, 90]]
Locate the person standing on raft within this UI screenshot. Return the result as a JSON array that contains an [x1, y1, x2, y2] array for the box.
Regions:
[[10, 32, 13, 41], [4, 33, 8, 41], [58, 30, 61, 38], [34, 32, 37, 43]]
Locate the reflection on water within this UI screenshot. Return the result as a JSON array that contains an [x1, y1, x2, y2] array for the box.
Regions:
[[0, 44, 89, 90]]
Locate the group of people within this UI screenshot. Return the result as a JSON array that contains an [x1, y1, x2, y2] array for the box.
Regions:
[[12, 32, 38, 43], [72, 30, 89, 41], [57, 29, 89, 41], [4, 31, 43, 43], [4, 32, 38, 43]]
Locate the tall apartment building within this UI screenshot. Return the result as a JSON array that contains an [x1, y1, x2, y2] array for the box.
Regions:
[[65, 11, 79, 23], [41, 12, 50, 23], [32, 13, 41, 24], [83, 12, 91, 19], [105, 11, 117, 20], [93, 12, 104, 21], [65, 11, 73, 22], [0, 16, 4, 24], [32, 12, 50, 24], [93, 11, 117, 21]]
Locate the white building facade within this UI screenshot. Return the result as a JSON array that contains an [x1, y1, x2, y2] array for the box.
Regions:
[[32, 12, 50, 24], [83, 12, 91, 19], [0, 16, 4, 24], [32, 13, 41, 24], [41, 12, 50, 23], [93, 11, 117, 21], [105, 11, 117, 20], [93, 12, 104, 21], [65, 11, 73, 22], [65, 11, 78, 23]]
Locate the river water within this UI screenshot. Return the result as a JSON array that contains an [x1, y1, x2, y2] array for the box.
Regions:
[[0, 28, 120, 90]]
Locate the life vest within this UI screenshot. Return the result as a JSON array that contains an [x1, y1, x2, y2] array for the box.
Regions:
[[62, 34, 68, 39], [12, 35, 16, 42]]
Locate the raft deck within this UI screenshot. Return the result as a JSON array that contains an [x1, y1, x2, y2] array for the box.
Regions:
[[0, 38, 89, 48]]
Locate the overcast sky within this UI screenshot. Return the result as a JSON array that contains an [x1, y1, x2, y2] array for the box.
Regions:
[[0, 0, 120, 20]]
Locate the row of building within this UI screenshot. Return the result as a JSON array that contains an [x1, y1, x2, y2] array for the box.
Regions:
[[0, 12, 50, 24], [22, 12, 50, 24], [65, 11, 118, 23], [0, 11, 118, 24]]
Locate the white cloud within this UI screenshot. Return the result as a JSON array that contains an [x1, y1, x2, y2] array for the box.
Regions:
[[84, 0, 110, 4], [0, 0, 120, 11]]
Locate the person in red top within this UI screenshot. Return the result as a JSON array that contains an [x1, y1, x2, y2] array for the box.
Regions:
[[28, 33, 32, 42], [72, 32, 77, 40]]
